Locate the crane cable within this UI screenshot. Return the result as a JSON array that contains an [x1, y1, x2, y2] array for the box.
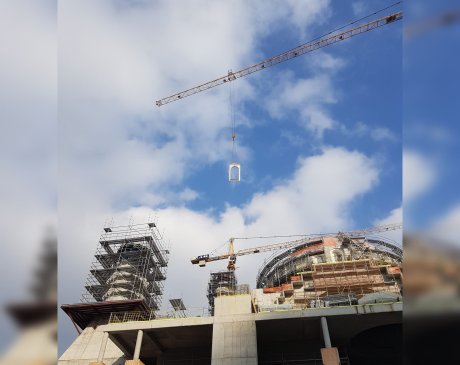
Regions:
[[229, 76, 237, 161]]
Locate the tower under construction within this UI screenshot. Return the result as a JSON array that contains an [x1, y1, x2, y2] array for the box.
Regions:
[[62, 221, 169, 332], [82, 222, 169, 310]]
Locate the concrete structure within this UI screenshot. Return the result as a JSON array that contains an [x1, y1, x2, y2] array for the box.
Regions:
[[61, 225, 402, 364], [59, 294, 402, 365]]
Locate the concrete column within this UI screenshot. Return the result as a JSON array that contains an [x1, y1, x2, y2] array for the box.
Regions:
[[133, 330, 144, 360], [211, 295, 257, 365], [321, 317, 331, 348], [97, 332, 109, 362], [320, 317, 340, 365]]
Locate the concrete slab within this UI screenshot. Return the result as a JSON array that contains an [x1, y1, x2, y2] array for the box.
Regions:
[[255, 302, 402, 321], [99, 315, 213, 332]]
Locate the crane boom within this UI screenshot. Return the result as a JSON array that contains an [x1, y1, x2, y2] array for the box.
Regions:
[[191, 223, 402, 268], [156, 12, 402, 107], [342, 222, 402, 237]]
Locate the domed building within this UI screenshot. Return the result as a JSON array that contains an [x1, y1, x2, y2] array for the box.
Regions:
[[253, 234, 402, 310]]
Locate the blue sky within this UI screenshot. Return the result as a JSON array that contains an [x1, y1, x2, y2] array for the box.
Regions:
[[404, 0, 460, 237]]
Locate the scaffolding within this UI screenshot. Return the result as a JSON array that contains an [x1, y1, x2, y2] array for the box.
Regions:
[[254, 235, 402, 311], [81, 222, 169, 311], [206, 270, 237, 315]]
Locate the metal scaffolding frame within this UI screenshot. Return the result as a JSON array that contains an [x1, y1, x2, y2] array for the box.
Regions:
[[206, 270, 237, 315], [81, 222, 169, 311]]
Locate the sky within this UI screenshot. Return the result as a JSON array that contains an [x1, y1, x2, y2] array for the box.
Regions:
[[403, 0, 460, 242], [0, 0, 404, 354]]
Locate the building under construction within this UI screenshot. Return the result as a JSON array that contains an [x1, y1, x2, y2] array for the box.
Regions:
[[60, 225, 402, 365], [253, 235, 402, 311], [62, 222, 169, 332], [81, 222, 169, 310]]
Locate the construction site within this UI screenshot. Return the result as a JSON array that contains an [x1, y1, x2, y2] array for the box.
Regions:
[[59, 221, 402, 365], [59, 5, 402, 365]]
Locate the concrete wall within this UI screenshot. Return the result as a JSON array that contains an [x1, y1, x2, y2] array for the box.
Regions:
[[211, 295, 257, 365], [59, 325, 125, 365]]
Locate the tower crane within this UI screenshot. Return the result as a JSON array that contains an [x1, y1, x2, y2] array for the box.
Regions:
[[191, 223, 402, 271], [155, 11, 402, 107]]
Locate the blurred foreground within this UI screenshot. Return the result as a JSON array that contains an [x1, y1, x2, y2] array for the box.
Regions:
[[404, 1, 460, 363], [0, 230, 57, 365]]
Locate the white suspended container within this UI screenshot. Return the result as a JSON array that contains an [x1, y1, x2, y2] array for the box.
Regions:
[[229, 163, 241, 182]]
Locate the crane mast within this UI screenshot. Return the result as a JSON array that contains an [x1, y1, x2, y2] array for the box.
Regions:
[[155, 12, 402, 107], [191, 223, 402, 270]]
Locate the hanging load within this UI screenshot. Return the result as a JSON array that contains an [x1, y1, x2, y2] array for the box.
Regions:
[[229, 162, 241, 182]]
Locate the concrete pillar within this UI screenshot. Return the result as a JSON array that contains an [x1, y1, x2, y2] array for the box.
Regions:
[[320, 317, 340, 365], [133, 330, 143, 360], [211, 295, 257, 365], [321, 317, 331, 348]]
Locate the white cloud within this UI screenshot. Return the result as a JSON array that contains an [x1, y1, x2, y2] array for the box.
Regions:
[[374, 206, 402, 245], [280, 130, 305, 147], [341, 122, 397, 142], [371, 127, 397, 141], [308, 51, 347, 71], [264, 49, 352, 140], [403, 150, 437, 203], [352, 2, 367, 17], [266, 73, 338, 138], [249, 0, 331, 39], [375, 206, 402, 226], [243, 147, 379, 234], [178, 188, 199, 203]]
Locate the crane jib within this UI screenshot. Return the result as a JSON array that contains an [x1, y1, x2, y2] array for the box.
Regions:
[[191, 223, 402, 268], [155, 12, 402, 107]]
